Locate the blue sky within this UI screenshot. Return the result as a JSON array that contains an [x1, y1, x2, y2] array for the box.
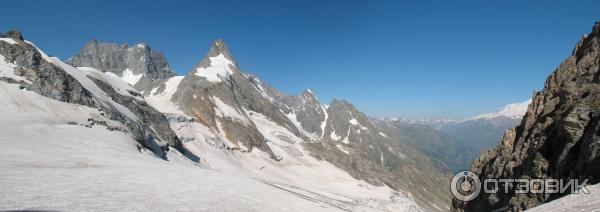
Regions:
[[2, 0, 599, 118]]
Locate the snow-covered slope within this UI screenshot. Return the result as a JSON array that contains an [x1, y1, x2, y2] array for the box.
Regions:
[[144, 74, 422, 211], [0, 82, 354, 211], [526, 184, 600, 212], [170, 108, 421, 211], [1, 32, 427, 211]]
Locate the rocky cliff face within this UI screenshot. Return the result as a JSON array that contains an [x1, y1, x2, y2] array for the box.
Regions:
[[66, 40, 175, 94], [452, 22, 600, 211]]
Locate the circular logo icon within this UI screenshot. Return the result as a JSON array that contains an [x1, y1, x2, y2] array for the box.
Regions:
[[450, 170, 481, 201]]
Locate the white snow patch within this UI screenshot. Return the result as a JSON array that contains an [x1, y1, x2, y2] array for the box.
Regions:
[[527, 183, 599, 212], [121, 68, 143, 86], [349, 118, 367, 131], [245, 109, 305, 158], [0, 38, 19, 45], [0, 54, 30, 83], [342, 137, 349, 144], [213, 119, 238, 148], [320, 104, 328, 138], [194, 53, 235, 83], [145, 76, 185, 115], [329, 130, 341, 141], [336, 144, 350, 155], [212, 96, 249, 125], [342, 126, 351, 144], [251, 78, 274, 102], [284, 111, 319, 141], [77, 67, 142, 100]]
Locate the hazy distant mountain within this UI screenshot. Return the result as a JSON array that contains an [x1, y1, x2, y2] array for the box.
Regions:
[[380, 100, 531, 172], [377, 100, 530, 172], [439, 99, 530, 154], [469, 99, 531, 120], [373, 118, 477, 172]]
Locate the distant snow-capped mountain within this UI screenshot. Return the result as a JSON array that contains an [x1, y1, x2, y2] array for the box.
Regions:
[[389, 99, 531, 127], [376, 100, 532, 172], [469, 99, 531, 120]]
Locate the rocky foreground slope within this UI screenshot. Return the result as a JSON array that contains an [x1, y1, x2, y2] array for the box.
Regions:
[[452, 22, 600, 211]]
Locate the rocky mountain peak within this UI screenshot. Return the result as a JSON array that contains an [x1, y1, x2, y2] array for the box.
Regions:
[[135, 42, 149, 49], [4, 30, 24, 41], [190, 39, 241, 83], [67, 40, 175, 88], [329, 99, 354, 111], [301, 88, 313, 95], [593, 21, 600, 35], [300, 89, 319, 101], [573, 21, 600, 61], [206, 39, 235, 62]]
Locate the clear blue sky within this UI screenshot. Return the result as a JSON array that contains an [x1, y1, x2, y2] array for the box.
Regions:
[[2, 0, 599, 118]]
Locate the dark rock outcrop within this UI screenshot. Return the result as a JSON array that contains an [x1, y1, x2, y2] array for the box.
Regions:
[[0, 33, 96, 107], [452, 22, 600, 211], [2, 30, 24, 41]]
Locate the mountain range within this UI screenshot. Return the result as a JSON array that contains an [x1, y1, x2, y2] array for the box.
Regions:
[[3, 21, 597, 212], [376, 100, 530, 172], [0, 30, 455, 211]]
